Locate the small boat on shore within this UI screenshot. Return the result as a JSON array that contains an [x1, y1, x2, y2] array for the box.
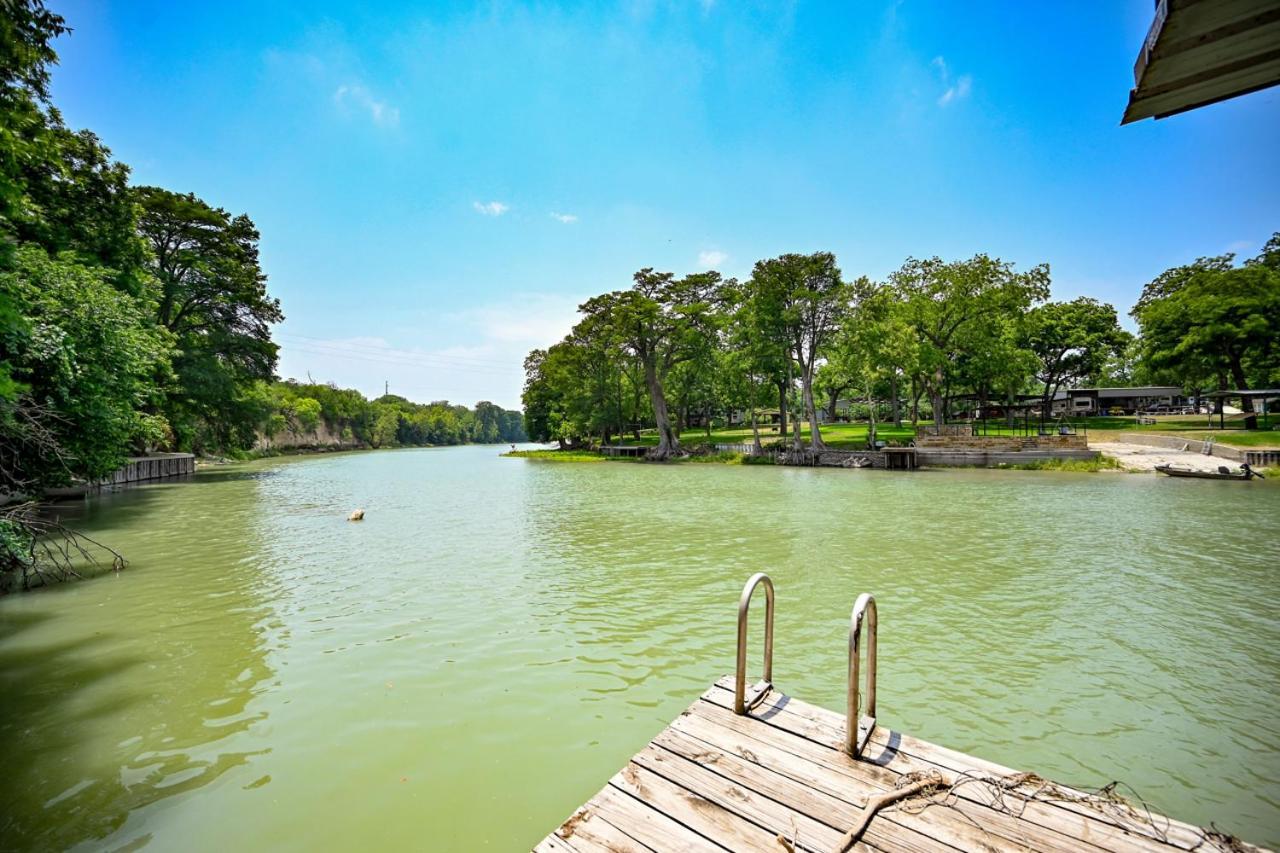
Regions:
[[1154, 462, 1264, 481]]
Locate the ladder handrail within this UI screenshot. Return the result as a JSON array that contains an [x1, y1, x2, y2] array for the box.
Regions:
[[734, 572, 775, 714], [845, 592, 878, 756]]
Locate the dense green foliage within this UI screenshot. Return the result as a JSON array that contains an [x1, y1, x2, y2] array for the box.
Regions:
[[257, 383, 523, 450], [523, 251, 1120, 453], [1133, 238, 1280, 428], [525, 240, 1278, 453]]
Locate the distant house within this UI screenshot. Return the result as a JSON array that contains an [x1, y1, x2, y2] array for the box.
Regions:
[[1051, 386, 1185, 416], [815, 399, 855, 424]]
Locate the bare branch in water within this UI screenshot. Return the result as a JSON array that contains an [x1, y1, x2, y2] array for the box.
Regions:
[[0, 502, 127, 592]]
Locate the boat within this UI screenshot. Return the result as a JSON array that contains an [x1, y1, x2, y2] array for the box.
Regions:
[[1154, 462, 1264, 480]]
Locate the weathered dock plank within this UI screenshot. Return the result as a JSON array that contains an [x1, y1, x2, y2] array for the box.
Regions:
[[537, 677, 1267, 853]]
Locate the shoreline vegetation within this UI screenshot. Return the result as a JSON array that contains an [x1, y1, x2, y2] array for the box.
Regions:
[[502, 446, 1128, 472], [519, 249, 1278, 470]]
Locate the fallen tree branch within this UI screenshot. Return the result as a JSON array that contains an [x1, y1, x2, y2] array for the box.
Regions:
[[835, 772, 946, 852]]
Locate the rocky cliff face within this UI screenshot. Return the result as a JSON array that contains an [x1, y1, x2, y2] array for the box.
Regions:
[[253, 422, 364, 452]]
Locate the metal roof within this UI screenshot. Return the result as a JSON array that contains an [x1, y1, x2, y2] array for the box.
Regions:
[[1203, 389, 1280, 397], [1122, 0, 1280, 124], [1068, 386, 1182, 397]]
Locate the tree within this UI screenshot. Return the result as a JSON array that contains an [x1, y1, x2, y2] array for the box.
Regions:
[[749, 252, 847, 451], [891, 254, 1049, 429], [1021, 298, 1129, 414], [588, 269, 722, 458], [0, 246, 172, 489], [1133, 239, 1280, 429], [135, 187, 282, 450]]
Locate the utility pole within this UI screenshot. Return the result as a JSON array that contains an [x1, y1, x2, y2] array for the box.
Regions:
[[385, 380, 389, 397]]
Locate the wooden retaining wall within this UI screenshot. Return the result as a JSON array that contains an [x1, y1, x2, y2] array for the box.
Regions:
[[102, 453, 196, 485]]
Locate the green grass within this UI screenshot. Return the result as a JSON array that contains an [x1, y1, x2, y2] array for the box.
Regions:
[[502, 449, 616, 462], [502, 448, 774, 465], [624, 421, 917, 450], [993, 455, 1126, 472]]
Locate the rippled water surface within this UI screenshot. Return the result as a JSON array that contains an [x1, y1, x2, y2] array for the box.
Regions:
[[2, 446, 1278, 850]]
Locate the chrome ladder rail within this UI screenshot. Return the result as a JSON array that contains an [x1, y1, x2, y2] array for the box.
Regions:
[[845, 592, 878, 757], [734, 572, 775, 714]]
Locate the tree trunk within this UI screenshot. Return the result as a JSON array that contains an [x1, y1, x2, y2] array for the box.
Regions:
[[826, 386, 844, 422], [802, 366, 825, 451], [866, 387, 877, 449], [891, 373, 902, 428], [1228, 357, 1257, 429], [777, 380, 788, 438], [644, 362, 680, 458], [750, 404, 762, 455]]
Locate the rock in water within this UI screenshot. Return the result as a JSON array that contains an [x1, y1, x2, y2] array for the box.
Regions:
[[348, 509, 365, 521]]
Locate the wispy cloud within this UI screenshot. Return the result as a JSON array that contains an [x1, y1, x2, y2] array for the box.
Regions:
[[550, 211, 578, 224], [473, 200, 510, 217], [1226, 239, 1253, 252], [333, 84, 400, 127], [932, 57, 971, 107], [698, 249, 728, 268]]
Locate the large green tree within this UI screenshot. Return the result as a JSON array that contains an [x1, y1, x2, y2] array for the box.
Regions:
[[0, 246, 171, 489], [890, 254, 1049, 428], [1022, 298, 1129, 414], [749, 252, 847, 451], [135, 187, 282, 449], [1133, 237, 1279, 428], [583, 269, 722, 458]]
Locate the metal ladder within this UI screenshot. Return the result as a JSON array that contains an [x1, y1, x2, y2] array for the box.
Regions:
[[733, 573, 879, 759]]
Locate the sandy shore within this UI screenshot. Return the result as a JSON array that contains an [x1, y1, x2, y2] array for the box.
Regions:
[[1091, 441, 1244, 473]]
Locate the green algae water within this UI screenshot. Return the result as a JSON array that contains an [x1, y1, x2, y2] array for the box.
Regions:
[[1, 446, 1278, 850]]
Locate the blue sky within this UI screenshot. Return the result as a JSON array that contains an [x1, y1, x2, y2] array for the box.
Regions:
[[51, 1, 1279, 408]]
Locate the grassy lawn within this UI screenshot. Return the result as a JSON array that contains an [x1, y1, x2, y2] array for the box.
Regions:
[[527, 414, 1280, 455], [628, 421, 918, 450], [502, 448, 773, 465]]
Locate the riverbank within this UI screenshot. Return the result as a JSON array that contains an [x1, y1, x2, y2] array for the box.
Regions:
[[504, 448, 775, 465], [504, 447, 1129, 471]]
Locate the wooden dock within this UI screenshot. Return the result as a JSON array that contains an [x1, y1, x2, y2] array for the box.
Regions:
[[536, 677, 1262, 852], [536, 575, 1266, 853]]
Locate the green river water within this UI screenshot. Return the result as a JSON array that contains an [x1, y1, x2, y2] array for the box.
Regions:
[[1, 445, 1278, 851]]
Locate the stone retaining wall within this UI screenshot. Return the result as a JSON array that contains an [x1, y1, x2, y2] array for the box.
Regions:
[[914, 433, 1088, 451], [916, 449, 1098, 467]]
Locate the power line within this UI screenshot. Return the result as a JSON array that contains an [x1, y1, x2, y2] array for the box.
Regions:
[[276, 333, 513, 369], [278, 341, 514, 376]]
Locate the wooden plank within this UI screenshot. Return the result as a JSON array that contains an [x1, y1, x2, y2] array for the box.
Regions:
[[588, 781, 728, 853], [629, 745, 849, 852], [609, 762, 792, 852], [550, 801, 656, 852], [672, 702, 1116, 853], [535, 834, 579, 853], [649, 725, 958, 853], [707, 679, 1208, 851]]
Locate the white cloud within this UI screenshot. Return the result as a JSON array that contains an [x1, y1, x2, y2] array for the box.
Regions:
[[550, 211, 578, 224], [276, 294, 588, 409], [453, 294, 583, 346], [1226, 239, 1253, 252], [932, 56, 971, 107], [698, 249, 728, 268], [333, 84, 400, 127], [473, 200, 510, 217]]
